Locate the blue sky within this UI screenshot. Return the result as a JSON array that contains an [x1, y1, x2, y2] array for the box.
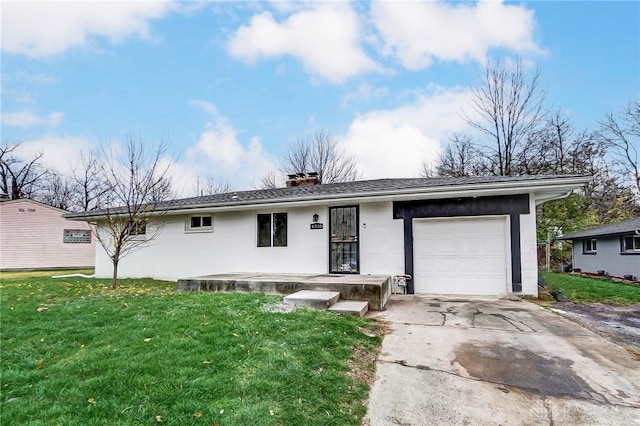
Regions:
[[2, 1, 638, 194]]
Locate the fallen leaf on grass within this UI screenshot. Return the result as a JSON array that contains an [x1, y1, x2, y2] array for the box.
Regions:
[[193, 412, 202, 418], [202, 360, 211, 364], [144, 338, 152, 342], [155, 415, 163, 422], [219, 409, 224, 414], [36, 307, 48, 312], [88, 398, 96, 404], [269, 409, 274, 416]]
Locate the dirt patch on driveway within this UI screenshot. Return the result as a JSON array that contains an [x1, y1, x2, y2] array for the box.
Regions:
[[548, 303, 640, 357]]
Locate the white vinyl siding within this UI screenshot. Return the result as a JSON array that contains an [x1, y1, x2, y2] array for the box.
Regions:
[[0, 199, 95, 270]]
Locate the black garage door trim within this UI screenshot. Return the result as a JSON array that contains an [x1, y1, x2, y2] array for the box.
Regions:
[[393, 194, 530, 294]]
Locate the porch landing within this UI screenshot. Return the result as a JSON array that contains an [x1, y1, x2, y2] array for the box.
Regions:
[[177, 273, 391, 310]]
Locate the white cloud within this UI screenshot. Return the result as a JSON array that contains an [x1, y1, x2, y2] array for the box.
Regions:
[[338, 87, 472, 178], [227, 3, 380, 83], [14, 136, 96, 176], [185, 118, 278, 190], [341, 83, 389, 108], [188, 99, 219, 116], [1, 110, 64, 128], [2, 1, 175, 57], [371, 0, 543, 70]]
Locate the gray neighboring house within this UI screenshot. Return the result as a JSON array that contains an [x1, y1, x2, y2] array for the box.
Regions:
[[557, 217, 640, 280]]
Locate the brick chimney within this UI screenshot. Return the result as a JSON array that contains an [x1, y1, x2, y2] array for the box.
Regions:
[[285, 172, 320, 187], [286, 174, 299, 187]]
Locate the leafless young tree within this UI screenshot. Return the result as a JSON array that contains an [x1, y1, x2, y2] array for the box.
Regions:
[[280, 130, 360, 184], [94, 137, 174, 289], [464, 58, 547, 176], [599, 101, 640, 195], [0, 142, 47, 199]]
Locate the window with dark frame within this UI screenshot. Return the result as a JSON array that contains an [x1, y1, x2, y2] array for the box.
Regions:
[[622, 235, 640, 252], [128, 220, 147, 236], [64, 229, 91, 243], [583, 238, 597, 253], [257, 213, 287, 247], [187, 215, 213, 232]]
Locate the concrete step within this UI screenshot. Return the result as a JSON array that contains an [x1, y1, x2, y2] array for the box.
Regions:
[[328, 300, 369, 317], [283, 290, 340, 310]]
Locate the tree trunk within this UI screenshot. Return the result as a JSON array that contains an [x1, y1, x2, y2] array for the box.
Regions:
[[111, 257, 119, 290]]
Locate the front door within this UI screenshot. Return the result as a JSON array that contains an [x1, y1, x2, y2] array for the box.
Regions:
[[329, 206, 359, 273]]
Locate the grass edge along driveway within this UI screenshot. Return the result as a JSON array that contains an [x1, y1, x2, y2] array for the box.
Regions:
[[0, 272, 382, 425], [539, 272, 640, 305]]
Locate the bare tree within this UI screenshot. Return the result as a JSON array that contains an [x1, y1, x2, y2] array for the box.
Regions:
[[193, 174, 232, 196], [258, 170, 283, 190], [72, 151, 108, 211], [424, 133, 483, 177], [464, 58, 547, 176], [599, 101, 640, 195], [94, 137, 174, 289], [278, 130, 360, 185], [0, 142, 47, 199], [38, 171, 76, 210]]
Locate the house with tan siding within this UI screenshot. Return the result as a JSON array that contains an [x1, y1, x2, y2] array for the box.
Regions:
[[0, 199, 95, 270]]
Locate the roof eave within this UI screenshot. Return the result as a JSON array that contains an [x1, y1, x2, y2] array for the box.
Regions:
[[65, 176, 590, 221]]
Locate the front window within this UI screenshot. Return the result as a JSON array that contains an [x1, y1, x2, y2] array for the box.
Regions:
[[257, 213, 287, 247], [64, 229, 91, 243], [128, 220, 147, 236], [187, 215, 213, 232], [622, 235, 640, 252], [583, 238, 597, 253]]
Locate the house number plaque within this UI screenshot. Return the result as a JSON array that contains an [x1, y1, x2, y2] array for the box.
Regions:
[[310, 223, 323, 230]]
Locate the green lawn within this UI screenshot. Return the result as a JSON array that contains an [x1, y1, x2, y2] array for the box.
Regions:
[[0, 271, 381, 425], [540, 272, 640, 305]]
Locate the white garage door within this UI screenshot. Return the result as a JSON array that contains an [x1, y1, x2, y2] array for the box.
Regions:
[[413, 216, 509, 295]]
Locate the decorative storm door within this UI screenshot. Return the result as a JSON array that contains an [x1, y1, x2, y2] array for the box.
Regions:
[[329, 206, 359, 273]]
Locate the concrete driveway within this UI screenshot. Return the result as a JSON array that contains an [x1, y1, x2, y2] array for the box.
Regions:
[[365, 296, 640, 425]]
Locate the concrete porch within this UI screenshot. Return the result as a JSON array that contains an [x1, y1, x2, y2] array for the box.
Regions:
[[177, 273, 392, 310]]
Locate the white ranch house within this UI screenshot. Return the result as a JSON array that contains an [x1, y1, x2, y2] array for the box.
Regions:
[[66, 175, 589, 297]]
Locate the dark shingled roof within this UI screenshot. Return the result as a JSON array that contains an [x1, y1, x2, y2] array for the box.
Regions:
[[557, 217, 640, 240], [64, 174, 586, 219]]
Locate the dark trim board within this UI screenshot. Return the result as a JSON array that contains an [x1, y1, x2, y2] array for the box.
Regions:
[[393, 195, 530, 294]]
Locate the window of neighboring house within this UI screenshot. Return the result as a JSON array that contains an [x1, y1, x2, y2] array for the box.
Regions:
[[128, 220, 147, 236], [622, 235, 640, 252], [187, 215, 213, 232], [257, 213, 287, 247], [583, 238, 597, 253], [64, 229, 91, 243]]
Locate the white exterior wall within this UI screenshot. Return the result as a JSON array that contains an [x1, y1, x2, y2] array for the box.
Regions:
[[95, 201, 405, 280], [359, 202, 404, 276], [93, 196, 539, 296], [519, 194, 539, 295], [0, 199, 95, 270]]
